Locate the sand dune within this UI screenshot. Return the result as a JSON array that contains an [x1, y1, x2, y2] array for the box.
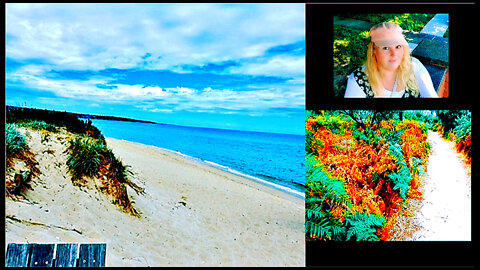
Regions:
[[5, 128, 305, 266]]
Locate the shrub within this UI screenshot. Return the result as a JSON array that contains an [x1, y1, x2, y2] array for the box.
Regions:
[[333, 27, 370, 97], [437, 110, 471, 164], [343, 13, 435, 32], [6, 124, 26, 156], [6, 106, 105, 141], [20, 120, 58, 132], [333, 27, 369, 71], [453, 112, 471, 165], [453, 112, 471, 143]]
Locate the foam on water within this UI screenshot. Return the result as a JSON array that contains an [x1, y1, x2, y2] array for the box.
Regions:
[[203, 160, 305, 199]]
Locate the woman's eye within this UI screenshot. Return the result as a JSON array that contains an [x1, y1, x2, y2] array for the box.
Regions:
[[382, 47, 389, 50], [396, 45, 402, 49]]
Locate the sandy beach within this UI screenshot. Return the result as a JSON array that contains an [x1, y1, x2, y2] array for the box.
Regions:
[[5, 129, 305, 266]]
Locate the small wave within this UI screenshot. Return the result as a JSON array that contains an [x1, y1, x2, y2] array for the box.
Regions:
[[204, 160, 230, 171], [234, 171, 305, 199], [256, 173, 282, 182], [186, 157, 304, 198], [292, 181, 306, 188], [211, 165, 305, 199]]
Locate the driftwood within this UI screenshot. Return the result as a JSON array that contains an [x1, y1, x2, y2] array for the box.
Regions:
[[5, 214, 83, 235], [6, 170, 33, 197]]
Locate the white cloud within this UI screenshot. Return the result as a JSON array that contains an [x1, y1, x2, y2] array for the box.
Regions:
[[150, 108, 173, 113], [230, 55, 305, 78], [6, 3, 305, 73]]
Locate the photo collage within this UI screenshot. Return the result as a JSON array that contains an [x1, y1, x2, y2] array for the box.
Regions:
[[5, 2, 476, 268]]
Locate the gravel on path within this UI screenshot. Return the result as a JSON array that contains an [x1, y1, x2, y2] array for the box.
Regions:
[[407, 131, 471, 241]]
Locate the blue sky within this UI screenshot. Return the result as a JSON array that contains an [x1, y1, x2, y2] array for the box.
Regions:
[[6, 3, 305, 135]]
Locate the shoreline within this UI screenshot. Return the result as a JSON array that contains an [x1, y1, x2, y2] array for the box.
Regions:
[[106, 137, 305, 200]]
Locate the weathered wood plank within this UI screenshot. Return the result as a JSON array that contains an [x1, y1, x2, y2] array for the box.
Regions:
[[5, 243, 30, 267], [78, 243, 106, 267], [54, 244, 78, 267], [28, 243, 55, 267]]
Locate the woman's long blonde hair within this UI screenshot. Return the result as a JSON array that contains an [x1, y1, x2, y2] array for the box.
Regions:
[[364, 22, 419, 97]]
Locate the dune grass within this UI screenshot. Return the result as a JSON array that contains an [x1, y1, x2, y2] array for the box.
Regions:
[[65, 135, 143, 217], [66, 136, 106, 183]]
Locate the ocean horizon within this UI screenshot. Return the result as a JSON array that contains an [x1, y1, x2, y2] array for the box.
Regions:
[[86, 118, 305, 198]]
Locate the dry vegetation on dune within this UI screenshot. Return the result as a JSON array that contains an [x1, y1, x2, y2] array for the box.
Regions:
[[5, 123, 41, 199], [5, 107, 144, 217]]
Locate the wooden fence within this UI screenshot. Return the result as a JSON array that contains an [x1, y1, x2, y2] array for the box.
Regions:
[[5, 243, 106, 267]]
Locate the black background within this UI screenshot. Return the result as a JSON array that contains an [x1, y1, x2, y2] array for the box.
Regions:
[[305, 0, 476, 268]]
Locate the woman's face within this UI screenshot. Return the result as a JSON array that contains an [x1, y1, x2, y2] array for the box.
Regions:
[[374, 43, 404, 72]]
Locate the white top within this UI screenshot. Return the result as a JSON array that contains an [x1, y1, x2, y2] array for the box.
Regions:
[[344, 57, 439, 98]]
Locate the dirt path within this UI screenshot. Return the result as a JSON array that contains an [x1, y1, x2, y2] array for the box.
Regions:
[[408, 131, 471, 241]]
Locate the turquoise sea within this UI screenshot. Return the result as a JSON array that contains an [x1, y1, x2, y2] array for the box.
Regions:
[[87, 119, 305, 198]]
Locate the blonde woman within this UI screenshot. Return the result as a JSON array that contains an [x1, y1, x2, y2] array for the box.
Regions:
[[344, 22, 438, 98]]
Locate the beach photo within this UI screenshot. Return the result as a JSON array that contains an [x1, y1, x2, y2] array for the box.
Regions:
[[5, 3, 305, 266], [305, 110, 471, 241]]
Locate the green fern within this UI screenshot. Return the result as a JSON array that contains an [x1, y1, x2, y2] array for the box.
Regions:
[[306, 219, 331, 239], [387, 165, 411, 201], [305, 207, 346, 241], [453, 111, 471, 143], [352, 129, 369, 143], [305, 205, 331, 239], [345, 213, 385, 241], [411, 157, 425, 176], [306, 154, 351, 206], [386, 143, 412, 200], [306, 206, 322, 220], [305, 153, 354, 241]]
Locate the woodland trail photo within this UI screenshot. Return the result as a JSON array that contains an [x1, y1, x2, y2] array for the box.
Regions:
[[305, 110, 471, 241]]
